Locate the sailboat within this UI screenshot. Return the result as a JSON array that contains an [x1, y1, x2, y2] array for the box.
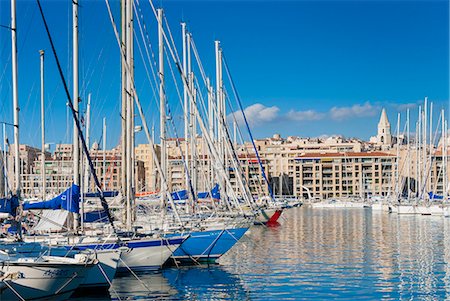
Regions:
[[0, 251, 97, 300]]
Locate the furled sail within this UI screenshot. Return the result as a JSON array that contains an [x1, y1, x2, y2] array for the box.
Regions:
[[23, 184, 80, 213], [197, 184, 220, 200]]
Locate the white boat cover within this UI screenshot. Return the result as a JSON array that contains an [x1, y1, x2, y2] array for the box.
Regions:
[[33, 210, 69, 232]]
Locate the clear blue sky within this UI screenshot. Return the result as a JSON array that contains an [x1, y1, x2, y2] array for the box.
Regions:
[[0, 0, 448, 149]]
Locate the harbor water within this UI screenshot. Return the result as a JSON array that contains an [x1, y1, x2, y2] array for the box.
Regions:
[[82, 207, 450, 300]]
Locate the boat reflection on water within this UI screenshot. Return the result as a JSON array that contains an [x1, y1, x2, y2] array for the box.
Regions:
[[109, 271, 176, 300], [98, 265, 248, 300], [162, 265, 250, 300]]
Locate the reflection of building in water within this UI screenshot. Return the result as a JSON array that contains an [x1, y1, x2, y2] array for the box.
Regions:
[[395, 217, 442, 299], [369, 213, 396, 286], [443, 221, 450, 299]]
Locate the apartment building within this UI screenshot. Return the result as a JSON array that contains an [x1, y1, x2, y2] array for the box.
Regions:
[[6, 143, 144, 198]]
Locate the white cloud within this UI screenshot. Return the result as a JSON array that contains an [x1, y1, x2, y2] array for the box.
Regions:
[[287, 109, 325, 121], [393, 102, 418, 111], [230, 103, 280, 126], [230, 101, 380, 127], [329, 102, 379, 121]]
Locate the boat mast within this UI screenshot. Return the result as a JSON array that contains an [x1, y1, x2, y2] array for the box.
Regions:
[[39, 49, 45, 200], [187, 33, 197, 195], [423, 97, 427, 199], [83, 93, 91, 192], [429, 102, 433, 195], [80, 93, 90, 232], [181, 22, 190, 192], [125, 0, 133, 231], [120, 0, 128, 225], [103, 117, 107, 189], [2, 124, 7, 197], [417, 106, 422, 200], [207, 77, 214, 189], [215, 40, 225, 204], [407, 108, 410, 199], [130, 0, 135, 198], [395, 113, 400, 200], [72, 0, 80, 230], [11, 0, 20, 197], [442, 115, 448, 202], [445, 118, 448, 200], [158, 8, 167, 210]]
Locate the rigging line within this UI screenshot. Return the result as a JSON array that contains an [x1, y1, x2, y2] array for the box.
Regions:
[[223, 88, 265, 198], [143, 2, 243, 211], [133, 18, 159, 107], [136, 0, 158, 85], [36, 0, 116, 232], [192, 76, 252, 203], [162, 31, 218, 200], [222, 52, 275, 199], [133, 0, 159, 103], [190, 36, 209, 86], [80, 46, 105, 96], [146, 0, 183, 76], [420, 112, 443, 199], [104, 0, 183, 226], [218, 101, 256, 209], [163, 48, 199, 204]]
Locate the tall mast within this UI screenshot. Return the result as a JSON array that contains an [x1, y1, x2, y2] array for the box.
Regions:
[[417, 106, 422, 199], [130, 0, 135, 196], [406, 108, 410, 199], [125, 0, 133, 230], [207, 77, 214, 188], [158, 8, 166, 207], [2, 124, 7, 197], [395, 113, 400, 199], [215, 40, 225, 202], [83, 93, 91, 192], [429, 101, 433, 194], [187, 33, 196, 193], [2, 123, 8, 197], [72, 0, 80, 186], [120, 0, 128, 218], [181, 22, 189, 190], [442, 109, 446, 198], [11, 0, 20, 196], [72, 0, 80, 230], [103, 117, 107, 189], [446, 120, 448, 199], [39, 49, 45, 199], [215, 41, 221, 157]]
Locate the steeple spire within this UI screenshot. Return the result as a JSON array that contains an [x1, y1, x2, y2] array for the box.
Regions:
[[377, 108, 392, 146]]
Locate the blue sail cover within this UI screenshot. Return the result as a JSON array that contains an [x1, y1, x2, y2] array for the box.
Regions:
[[197, 184, 220, 200], [171, 190, 188, 200], [428, 192, 444, 200], [23, 184, 80, 213], [0, 196, 19, 217]]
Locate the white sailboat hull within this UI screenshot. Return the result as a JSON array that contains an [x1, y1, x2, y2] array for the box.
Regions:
[[118, 243, 176, 272], [0, 259, 91, 300], [80, 249, 120, 289]]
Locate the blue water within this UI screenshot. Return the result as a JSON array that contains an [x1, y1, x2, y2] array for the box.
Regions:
[[84, 207, 450, 300]]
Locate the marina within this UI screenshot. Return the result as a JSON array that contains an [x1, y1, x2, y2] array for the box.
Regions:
[[0, 0, 448, 299]]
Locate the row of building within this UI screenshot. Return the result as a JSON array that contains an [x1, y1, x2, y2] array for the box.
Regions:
[[1, 109, 448, 200]]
